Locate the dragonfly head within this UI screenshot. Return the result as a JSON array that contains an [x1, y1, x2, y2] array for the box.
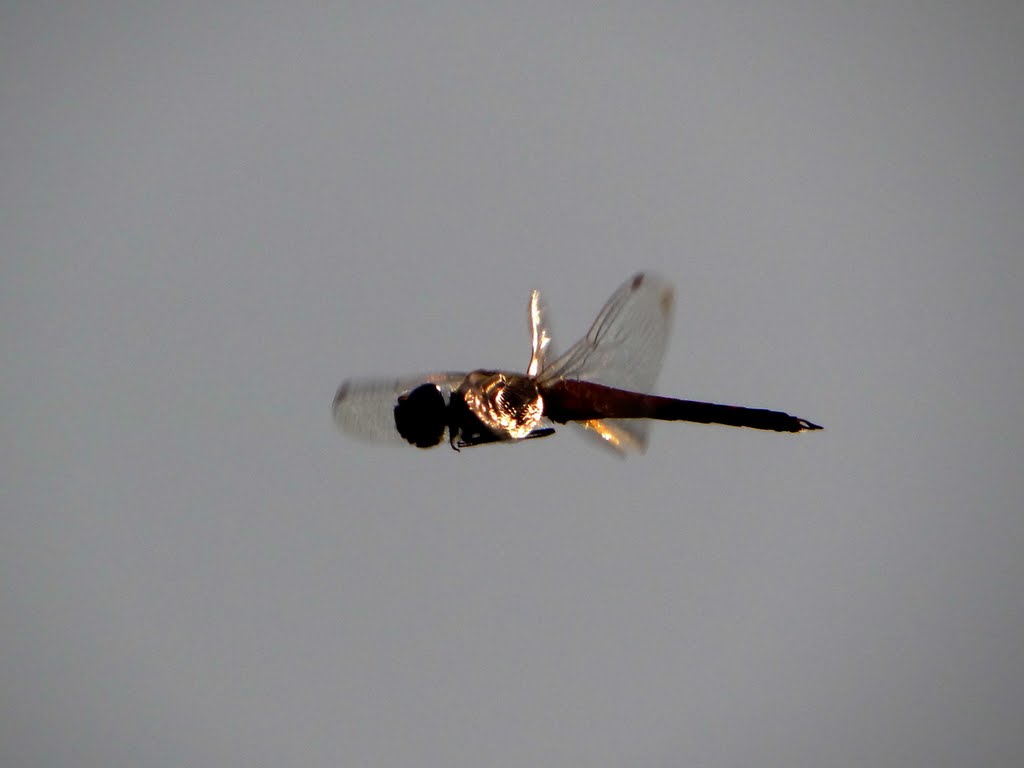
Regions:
[[393, 383, 448, 448]]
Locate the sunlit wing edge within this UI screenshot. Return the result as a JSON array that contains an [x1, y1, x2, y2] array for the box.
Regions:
[[574, 418, 650, 456]]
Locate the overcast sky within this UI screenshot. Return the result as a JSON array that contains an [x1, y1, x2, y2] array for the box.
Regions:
[[3, 3, 1023, 767]]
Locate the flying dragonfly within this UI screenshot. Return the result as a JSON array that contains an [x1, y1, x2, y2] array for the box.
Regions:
[[333, 273, 822, 454]]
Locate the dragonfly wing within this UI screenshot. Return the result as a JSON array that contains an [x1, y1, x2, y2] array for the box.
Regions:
[[526, 289, 553, 377], [332, 372, 469, 444], [538, 272, 674, 454]]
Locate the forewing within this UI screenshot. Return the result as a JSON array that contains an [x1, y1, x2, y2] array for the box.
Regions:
[[538, 272, 674, 454], [332, 372, 468, 443]]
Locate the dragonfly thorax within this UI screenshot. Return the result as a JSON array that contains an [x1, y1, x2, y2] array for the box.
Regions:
[[458, 371, 544, 441]]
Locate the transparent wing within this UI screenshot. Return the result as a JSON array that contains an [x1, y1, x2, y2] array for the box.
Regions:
[[538, 272, 674, 454], [332, 372, 468, 443]]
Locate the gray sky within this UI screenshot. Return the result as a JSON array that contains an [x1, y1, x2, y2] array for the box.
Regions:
[[3, 3, 1023, 766]]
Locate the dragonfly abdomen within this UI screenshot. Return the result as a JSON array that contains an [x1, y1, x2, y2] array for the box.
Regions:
[[543, 380, 821, 433]]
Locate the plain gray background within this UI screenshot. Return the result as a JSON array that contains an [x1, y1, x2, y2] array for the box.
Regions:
[[3, 3, 1022, 766]]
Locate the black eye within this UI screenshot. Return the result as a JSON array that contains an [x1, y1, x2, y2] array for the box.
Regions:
[[393, 384, 447, 448]]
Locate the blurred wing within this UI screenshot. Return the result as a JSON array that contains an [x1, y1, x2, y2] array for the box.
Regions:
[[538, 272, 674, 454], [332, 372, 468, 443]]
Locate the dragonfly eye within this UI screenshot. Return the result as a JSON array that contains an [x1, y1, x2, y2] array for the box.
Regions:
[[394, 384, 447, 448]]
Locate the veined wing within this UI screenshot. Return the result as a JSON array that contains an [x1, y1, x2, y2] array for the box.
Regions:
[[332, 372, 468, 443], [538, 272, 674, 454]]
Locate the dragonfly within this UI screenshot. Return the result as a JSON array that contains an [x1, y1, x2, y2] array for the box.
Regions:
[[333, 272, 822, 454]]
